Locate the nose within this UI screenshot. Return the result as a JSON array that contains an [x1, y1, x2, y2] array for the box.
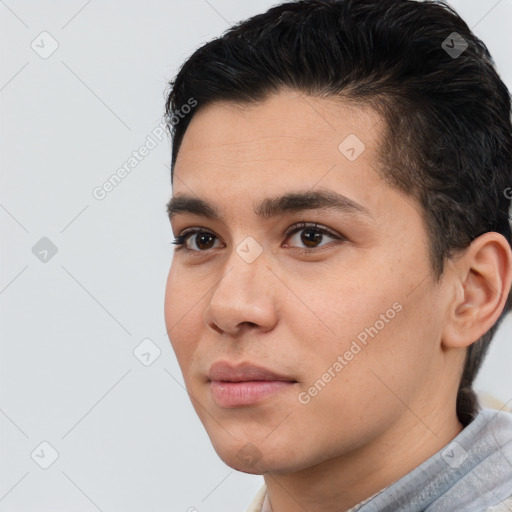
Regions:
[[203, 247, 279, 337]]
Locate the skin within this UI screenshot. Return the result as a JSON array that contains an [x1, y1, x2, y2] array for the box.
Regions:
[[164, 89, 512, 512]]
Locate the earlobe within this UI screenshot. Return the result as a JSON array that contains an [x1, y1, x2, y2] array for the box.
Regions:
[[442, 232, 512, 350]]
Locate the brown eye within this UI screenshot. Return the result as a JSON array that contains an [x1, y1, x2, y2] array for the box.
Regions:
[[172, 229, 222, 251], [193, 232, 216, 250], [285, 223, 342, 250], [300, 228, 324, 247]]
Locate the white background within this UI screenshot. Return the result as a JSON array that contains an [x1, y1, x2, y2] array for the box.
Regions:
[[1, 1, 511, 511]]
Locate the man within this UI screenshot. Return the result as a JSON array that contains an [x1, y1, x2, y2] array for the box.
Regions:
[[163, 0, 512, 510]]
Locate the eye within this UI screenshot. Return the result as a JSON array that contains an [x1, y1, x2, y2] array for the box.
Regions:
[[284, 222, 344, 250], [172, 229, 223, 251], [171, 222, 345, 254]]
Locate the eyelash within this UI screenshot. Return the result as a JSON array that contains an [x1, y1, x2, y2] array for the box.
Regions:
[[171, 222, 345, 255]]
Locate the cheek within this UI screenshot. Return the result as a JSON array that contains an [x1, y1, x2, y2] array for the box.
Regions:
[[286, 263, 399, 353], [164, 265, 180, 332], [164, 264, 202, 368], [283, 303, 426, 456], [288, 261, 435, 400]]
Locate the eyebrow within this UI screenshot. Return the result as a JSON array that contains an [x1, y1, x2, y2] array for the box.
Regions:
[[166, 189, 372, 222]]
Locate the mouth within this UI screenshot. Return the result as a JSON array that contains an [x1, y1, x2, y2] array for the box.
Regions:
[[207, 361, 298, 408]]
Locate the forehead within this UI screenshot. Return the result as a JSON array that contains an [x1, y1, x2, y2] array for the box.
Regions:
[[175, 91, 382, 169], [173, 91, 387, 201]]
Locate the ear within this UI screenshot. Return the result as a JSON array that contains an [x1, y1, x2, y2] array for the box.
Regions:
[[442, 232, 512, 349]]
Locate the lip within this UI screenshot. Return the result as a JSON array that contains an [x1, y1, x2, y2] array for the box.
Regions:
[[208, 361, 295, 382], [208, 361, 297, 408]]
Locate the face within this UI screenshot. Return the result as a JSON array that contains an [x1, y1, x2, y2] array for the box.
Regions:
[[164, 90, 451, 475]]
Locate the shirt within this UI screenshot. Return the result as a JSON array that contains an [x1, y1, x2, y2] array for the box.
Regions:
[[244, 408, 512, 511]]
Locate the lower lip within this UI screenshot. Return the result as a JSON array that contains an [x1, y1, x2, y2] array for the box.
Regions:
[[209, 380, 296, 407]]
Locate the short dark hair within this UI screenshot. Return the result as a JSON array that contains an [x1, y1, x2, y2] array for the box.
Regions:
[[164, 0, 512, 426]]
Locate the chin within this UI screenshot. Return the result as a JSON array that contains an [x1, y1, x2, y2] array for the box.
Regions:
[[210, 435, 310, 475], [219, 451, 285, 475]]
